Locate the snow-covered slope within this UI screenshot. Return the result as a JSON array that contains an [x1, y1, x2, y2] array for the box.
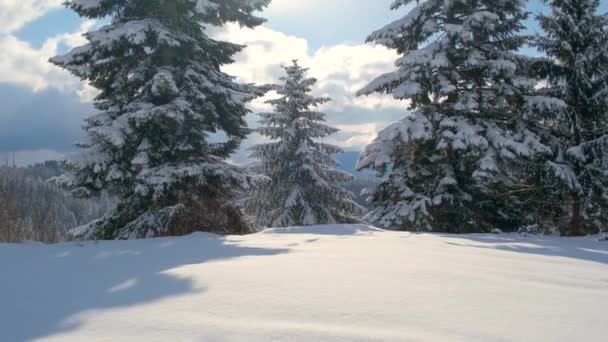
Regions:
[[1, 225, 607, 341]]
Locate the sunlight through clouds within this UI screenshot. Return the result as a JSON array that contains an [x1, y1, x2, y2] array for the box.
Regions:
[[266, 0, 325, 13], [217, 23, 403, 122]]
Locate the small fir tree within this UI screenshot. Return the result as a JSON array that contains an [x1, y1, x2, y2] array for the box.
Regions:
[[245, 61, 366, 227]]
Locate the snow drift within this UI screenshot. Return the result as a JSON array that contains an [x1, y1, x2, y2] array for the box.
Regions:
[[1, 225, 607, 341]]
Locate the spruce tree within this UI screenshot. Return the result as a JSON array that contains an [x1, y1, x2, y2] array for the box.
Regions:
[[356, 0, 559, 232], [533, 0, 608, 237], [245, 61, 366, 227], [50, 0, 270, 239]]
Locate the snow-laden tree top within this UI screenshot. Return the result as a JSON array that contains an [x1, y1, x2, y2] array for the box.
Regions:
[[67, 0, 269, 27], [247, 61, 365, 227], [537, 0, 608, 124], [358, 0, 552, 175], [360, 0, 531, 103]]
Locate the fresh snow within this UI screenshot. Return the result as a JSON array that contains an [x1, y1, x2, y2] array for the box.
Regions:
[[1, 225, 607, 341]]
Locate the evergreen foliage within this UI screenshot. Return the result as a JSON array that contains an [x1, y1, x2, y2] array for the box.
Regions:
[[51, 0, 270, 239], [357, 0, 560, 232], [531, 0, 608, 236], [245, 61, 366, 227]]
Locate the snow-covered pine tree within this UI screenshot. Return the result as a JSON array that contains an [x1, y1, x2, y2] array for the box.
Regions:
[[356, 0, 559, 232], [50, 0, 270, 239], [533, 0, 608, 237], [245, 61, 366, 227]]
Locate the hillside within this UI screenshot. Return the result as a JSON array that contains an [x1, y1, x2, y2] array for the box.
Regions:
[[0, 163, 112, 243], [1, 225, 607, 341]]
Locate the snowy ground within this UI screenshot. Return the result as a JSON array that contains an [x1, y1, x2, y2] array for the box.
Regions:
[[1, 225, 607, 342]]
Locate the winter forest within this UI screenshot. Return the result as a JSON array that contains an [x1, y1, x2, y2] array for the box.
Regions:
[[2, 0, 607, 241], [1, 0, 608, 341]]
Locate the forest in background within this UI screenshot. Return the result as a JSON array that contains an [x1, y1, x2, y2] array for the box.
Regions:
[[0, 159, 373, 243], [0, 162, 112, 243]]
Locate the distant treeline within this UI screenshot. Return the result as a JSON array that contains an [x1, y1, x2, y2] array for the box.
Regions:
[[0, 161, 375, 242], [0, 162, 112, 243]]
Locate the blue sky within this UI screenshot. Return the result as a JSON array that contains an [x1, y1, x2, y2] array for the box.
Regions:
[[15, 0, 601, 51], [12, 0, 402, 51], [1, 0, 607, 165], [14, 9, 82, 49]]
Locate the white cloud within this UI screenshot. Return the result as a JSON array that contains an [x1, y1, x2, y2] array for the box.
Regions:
[[1, 11, 406, 162], [266, 0, 326, 14], [0, 0, 63, 34], [218, 24, 398, 91], [217, 23, 404, 152], [332, 123, 379, 149], [0, 20, 95, 97]]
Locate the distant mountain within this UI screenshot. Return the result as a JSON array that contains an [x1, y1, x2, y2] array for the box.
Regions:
[[334, 151, 359, 174], [335, 151, 375, 178]]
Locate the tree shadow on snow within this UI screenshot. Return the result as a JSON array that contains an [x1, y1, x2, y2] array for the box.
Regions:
[[439, 234, 608, 265], [0, 233, 289, 341]]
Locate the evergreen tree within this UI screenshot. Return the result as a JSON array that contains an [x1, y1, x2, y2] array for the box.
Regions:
[[532, 0, 608, 237], [51, 0, 270, 239], [245, 61, 366, 227], [356, 0, 559, 232]]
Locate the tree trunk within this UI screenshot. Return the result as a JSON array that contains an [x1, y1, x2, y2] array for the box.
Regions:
[[568, 192, 583, 236], [567, 109, 584, 237]]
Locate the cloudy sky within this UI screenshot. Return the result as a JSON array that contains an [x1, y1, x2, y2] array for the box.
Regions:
[[1, 0, 606, 165]]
